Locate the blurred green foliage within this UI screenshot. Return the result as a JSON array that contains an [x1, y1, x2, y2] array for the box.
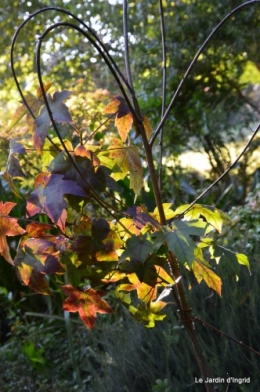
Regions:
[[1, 1, 260, 391]]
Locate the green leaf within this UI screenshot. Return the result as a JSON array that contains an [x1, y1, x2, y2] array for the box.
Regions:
[[173, 219, 209, 237], [152, 227, 197, 265], [120, 235, 153, 263], [134, 301, 167, 328]]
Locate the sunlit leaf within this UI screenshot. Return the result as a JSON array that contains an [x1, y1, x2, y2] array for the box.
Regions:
[[0, 202, 25, 264], [192, 259, 222, 296], [104, 96, 133, 141], [8, 90, 45, 131], [62, 285, 114, 329], [152, 203, 175, 221], [117, 273, 157, 303], [108, 138, 143, 197], [174, 204, 229, 233], [134, 301, 167, 328], [14, 238, 64, 294]]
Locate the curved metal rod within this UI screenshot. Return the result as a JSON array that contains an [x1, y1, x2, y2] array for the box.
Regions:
[[10, 6, 134, 118], [35, 22, 131, 218], [158, 0, 167, 191], [150, 0, 260, 146]]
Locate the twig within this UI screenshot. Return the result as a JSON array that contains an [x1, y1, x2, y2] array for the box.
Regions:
[[195, 316, 260, 357], [176, 120, 260, 217]]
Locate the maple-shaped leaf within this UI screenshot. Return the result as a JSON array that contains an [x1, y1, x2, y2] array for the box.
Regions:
[[34, 90, 73, 151], [192, 259, 222, 296], [14, 238, 64, 294], [120, 235, 153, 263], [8, 91, 46, 132], [104, 96, 133, 141], [62, 285, 114, 329], [134, 301, 167, 328], [117, 272, 157, 304], [0, 202, 25, 264], [175, 204, 229, 233], [126, 206, 161, 230], [26, 173, 87, 231], [152, 226, 197, 265], [108, 138, 143, 198]]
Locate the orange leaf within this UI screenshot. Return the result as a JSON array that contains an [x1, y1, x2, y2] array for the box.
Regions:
[[62, 285, 114, 329], [36, 82, 52, 98], [0, 202, 25, 264], [104, 96, 133, 142], [142, 116, 152, 139], [115, 112, 133, 141], [192, 259, 222, 296]]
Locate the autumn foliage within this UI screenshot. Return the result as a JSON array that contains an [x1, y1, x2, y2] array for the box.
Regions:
[[1, 83, 250, 329]]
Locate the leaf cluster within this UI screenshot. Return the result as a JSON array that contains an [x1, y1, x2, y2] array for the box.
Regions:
[[1, 85, 250, 328]]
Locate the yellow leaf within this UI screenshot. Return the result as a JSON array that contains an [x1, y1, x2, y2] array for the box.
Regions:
[[192, 259, 222, 296], [115, 112, 133, 142], [108, 138, 143, 197], [143, 115, 152, 139]]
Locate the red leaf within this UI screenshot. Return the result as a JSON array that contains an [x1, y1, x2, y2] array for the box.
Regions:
[[62, 285, 114, 329], [0, 202, 25, 264]]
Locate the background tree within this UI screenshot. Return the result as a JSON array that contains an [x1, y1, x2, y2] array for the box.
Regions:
[[0, 0, 260, 392]]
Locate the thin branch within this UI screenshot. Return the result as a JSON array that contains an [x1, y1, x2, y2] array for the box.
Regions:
[[150, 0, 260, 147], [176, 120, 260, 218], [195, 316, 260, 357]]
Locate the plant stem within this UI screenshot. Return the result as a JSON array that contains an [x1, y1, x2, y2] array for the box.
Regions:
[[168, 252, 214, 392], [135, 117, 214, 390]]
